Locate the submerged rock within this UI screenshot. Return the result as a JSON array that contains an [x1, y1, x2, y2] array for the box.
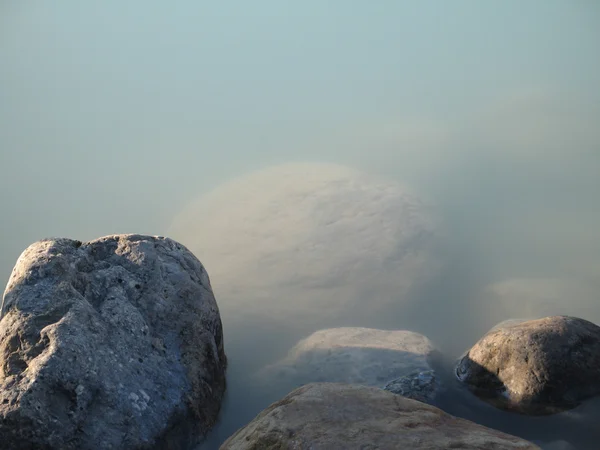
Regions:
[[0, 235, 226, 449], [456, 316, 600, 415], [220, 383, 540, 449], [169, 163, 440, 330], [383, 369, 439, 404], [482, 278, 599, 324], [258, 327, 438, 385], [257, 327, 442, 401]]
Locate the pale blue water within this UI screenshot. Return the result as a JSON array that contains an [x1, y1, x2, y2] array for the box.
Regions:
[[1, 2, 599, 449]]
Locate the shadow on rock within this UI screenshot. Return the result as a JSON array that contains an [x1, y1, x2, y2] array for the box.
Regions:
[[455, 316, 600, 415]]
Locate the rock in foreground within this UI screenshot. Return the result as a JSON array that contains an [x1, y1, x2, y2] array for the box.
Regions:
[[257, 327, 441, 401], [456, 316, 600, 415], [0, 235, 226, 449], [220, 383, 539, 449]]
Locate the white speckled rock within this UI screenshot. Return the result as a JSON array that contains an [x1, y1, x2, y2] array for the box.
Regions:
[[257, 327, 441, 402], [168, 163, 440, 329], [220, 383, 540, 450], [0, 235, 226, 450]]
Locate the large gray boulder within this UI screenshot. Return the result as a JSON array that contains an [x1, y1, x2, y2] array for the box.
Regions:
[[456, 316, 600, 415], [0, 235, 226, 449], [257, 327, 442, 402], [168, 163, 440, 330], [220, 383, 540, 449]]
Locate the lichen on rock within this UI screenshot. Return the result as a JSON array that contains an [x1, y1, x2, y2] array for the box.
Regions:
[[0, 234, 226, 449]]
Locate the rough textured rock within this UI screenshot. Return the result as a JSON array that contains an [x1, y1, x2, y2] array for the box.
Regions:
[[220, 383, 540, 450], [257, 327, 442, 401], [383, 369, 439, 404], [168, 163, 440, 329], [456, 316, 600, 415], [0, 235, 226, 449]]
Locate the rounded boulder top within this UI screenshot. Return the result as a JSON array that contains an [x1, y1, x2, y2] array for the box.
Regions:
[[0, 234, 226, 450], [456, 315, 600, 415], [169, 163, 441, 329]]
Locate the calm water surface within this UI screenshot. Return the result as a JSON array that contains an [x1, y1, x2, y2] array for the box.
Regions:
[[1, 2, 599, 449]]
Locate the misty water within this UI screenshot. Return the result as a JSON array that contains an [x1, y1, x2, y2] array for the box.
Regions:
[[2, 2, 600, 449]]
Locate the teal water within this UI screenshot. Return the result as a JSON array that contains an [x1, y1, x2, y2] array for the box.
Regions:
[[1, 2, 599, 449]]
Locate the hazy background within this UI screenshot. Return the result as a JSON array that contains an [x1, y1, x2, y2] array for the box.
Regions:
[[2, 1, 600, 448]]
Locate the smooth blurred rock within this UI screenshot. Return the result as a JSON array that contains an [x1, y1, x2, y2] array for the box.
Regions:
[[169, 163, 440, 329], [483, 278, 599, 324], [0, 235, 226, 449], [456, 316, 600, 415], [257, 327, 440, 399], [220, 383, 540, 449]]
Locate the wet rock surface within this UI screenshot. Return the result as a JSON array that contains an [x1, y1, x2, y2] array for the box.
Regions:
[[384, 369, 439, 404], [0, 235, 226, 449], [456, 316, 600, 415], [220, 383, 540, 450], [257, 327, 441, 398]]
